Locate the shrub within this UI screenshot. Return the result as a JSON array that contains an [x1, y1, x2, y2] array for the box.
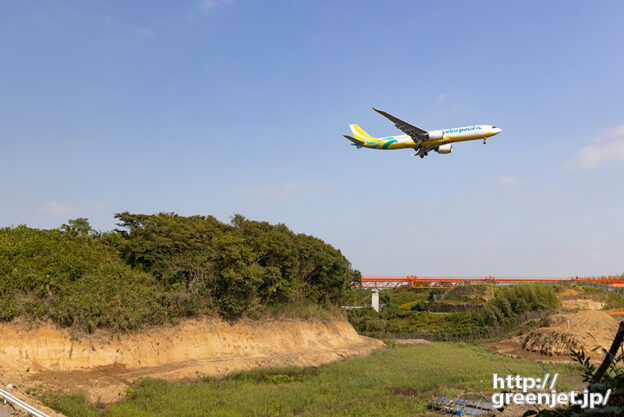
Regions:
[[0, 225, 173, 332], [0, 213, 359, 330], [348, 284, 560, 339]]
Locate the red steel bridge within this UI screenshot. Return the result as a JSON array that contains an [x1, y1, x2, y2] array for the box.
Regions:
[[353, 276, 624, 289]]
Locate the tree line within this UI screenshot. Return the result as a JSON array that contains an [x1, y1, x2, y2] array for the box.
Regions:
[[0, 213, 360, 332]]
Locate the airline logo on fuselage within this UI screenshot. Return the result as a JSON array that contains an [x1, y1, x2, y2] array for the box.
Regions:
[[444, 126, 483, 134]]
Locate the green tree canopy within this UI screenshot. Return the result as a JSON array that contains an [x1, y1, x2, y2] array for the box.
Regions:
[[60, 218, 93, 237], [114, 212, 359, 318], [0, 212, 360, 331]]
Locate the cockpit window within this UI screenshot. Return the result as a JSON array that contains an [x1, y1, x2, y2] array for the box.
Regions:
[[492, 126, 496, 129]]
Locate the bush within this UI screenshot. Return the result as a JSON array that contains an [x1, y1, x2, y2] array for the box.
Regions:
[[115, 212, 358, 318], [0, 213, 360, 331], [348, 284, 560, 339], [263, 374, 296, 384], [485, 284, 559, 325], [0, 225, 173, 332]]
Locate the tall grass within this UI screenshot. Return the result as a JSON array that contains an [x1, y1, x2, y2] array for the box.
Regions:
[[44, 343, 580, 417]]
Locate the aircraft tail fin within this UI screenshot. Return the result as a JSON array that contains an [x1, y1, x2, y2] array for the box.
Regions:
[[349, 124, 377, 141]]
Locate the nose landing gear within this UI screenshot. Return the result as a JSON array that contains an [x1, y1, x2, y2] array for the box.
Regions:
[[483, 138, 487, 144]]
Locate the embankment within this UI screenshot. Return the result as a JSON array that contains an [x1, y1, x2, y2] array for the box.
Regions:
[[0, 318, 384, 402], [488, 310, 618, 362]]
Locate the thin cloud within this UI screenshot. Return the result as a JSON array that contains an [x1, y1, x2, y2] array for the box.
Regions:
[[198, 0, 234, 11], [36, 202, 75, 216], [573, 124, 624, 168], [497, 175, 522, 187], [435, 93, 446, 104]]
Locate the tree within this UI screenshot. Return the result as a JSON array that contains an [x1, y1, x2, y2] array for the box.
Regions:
[[114, 211, 360, 318], [60, 218, 93, 237]]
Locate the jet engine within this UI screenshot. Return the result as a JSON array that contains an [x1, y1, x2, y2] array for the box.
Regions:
[[427, 130, 444, 140], [436, 144, 452, 154]]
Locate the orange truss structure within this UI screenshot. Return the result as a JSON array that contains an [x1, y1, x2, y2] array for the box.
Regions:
[[353, 276, 624, 289]]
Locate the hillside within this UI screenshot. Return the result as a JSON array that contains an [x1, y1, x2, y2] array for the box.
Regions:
[[0, 317, 384, 403], [0, 213, 360, 332], [348, 283, 561, 339]]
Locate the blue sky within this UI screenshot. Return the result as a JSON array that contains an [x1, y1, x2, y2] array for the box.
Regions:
[[1, 1, 623, 276]]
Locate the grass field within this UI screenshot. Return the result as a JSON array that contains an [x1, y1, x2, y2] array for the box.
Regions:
[[45, 343, 581, 417]]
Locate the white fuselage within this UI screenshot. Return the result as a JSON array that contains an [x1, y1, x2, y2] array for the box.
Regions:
[[359, 125, 502, 150], [346, 108, 502, 157]]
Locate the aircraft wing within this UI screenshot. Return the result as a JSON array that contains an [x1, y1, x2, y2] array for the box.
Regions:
[[372, 107, 428, 141]]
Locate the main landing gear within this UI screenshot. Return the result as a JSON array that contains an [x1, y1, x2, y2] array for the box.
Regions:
[[412, 144, 428, 159]]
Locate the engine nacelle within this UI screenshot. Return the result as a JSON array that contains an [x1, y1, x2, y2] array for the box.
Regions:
[[436, 144, 452, 154], [427, 130, 444, 140]]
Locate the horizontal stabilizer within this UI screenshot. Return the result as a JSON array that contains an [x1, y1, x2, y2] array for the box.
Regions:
[[344, 135, 364, 148]]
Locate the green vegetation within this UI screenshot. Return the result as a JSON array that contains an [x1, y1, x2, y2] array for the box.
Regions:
[[568, 285, 624, 310], [114, 213, 358, 318], [348, 284, 560, 339], [483, 284, 560, 323], [0, 225, 168, 332], [0, 213, 359, 331], [441, 284, 496, 303], [528, 347, 624, 417], [342, 287, 431, 309], [603, 292, 624, 310], [43, 343, 580, 417]]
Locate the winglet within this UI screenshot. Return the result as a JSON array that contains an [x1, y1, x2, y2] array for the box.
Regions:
[[371, 107, 394, 120]]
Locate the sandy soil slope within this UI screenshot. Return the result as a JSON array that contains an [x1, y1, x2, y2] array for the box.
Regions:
[[488, 311, 619, 362], [560, 299, 605, 311], [0, 318, 385, 403], [557, 287, 605, 311]]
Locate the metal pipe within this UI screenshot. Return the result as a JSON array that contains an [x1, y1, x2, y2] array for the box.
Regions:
[[0, 388, 50, 417]]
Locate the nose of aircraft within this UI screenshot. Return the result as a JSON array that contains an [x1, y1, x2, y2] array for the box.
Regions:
[[493, 127, 502, 135]]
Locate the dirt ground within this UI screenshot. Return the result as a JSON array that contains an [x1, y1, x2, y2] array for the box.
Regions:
[[0, 318, 385, 405], [487, 310, 619, 363], [560, 298, 605, 310], [556, 287, 605, 311]]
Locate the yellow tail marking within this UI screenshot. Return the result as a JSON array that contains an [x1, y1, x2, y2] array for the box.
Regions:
[[350, 124, 377, 141]]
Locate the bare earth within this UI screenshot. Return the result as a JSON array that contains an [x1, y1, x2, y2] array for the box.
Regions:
[[560, 299, 605, 311], [0, 318, 385, 404], [488, 310, 619, 362], [557, 287, 606, 311]]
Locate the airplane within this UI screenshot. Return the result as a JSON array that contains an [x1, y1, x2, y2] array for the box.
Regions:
[[344, 108, 502, 158]]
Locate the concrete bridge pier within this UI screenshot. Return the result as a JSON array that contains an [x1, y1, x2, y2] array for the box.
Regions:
[[371, 289, 380, 312]]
